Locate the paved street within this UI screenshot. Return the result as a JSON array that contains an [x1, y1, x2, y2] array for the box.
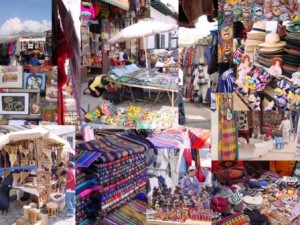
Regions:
[[0, 201, 75, 225]]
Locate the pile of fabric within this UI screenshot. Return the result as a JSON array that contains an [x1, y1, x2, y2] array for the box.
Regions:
[[75, 131, 152, 225], [211, 161, 300, 224]]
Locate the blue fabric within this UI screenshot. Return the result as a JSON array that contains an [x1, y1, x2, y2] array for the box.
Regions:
[[65, 192, 75, 215], [0, 165, 37, 172], [135, 193, 147, 201], [218, 69, 234, 93], [76, 178, 98, 193], [28, 57, 41, 66], [179, 155, 187, 173]]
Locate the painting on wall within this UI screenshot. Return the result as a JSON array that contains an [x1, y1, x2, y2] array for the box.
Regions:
[[0, 66, 23, 88], [24, 73, 46, 91], [0, 93, 29, 114]]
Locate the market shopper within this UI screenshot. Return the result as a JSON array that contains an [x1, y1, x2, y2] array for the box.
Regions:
[[123, 49, 132, 65], [279, 115, 291, 143], [138, 50, 146, 67], [65, 161, 75, 217], [181, 166, 201, 196], [28, 53, 41, 66]]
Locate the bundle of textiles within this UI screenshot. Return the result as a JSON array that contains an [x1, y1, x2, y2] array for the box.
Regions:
[[76, 132, 151, 224]]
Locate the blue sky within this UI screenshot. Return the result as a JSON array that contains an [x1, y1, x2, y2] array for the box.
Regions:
[[0, 0, 51, 35]]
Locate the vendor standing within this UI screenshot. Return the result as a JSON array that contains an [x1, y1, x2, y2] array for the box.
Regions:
[[65, 162, 75, 217], [181, 166, 201, 196], [279, 115, 291, 143]]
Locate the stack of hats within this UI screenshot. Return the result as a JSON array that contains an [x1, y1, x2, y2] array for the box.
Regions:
[[257, 33, 286, 68], [244, 21, 266, 55], [283, 21, 300, 76]]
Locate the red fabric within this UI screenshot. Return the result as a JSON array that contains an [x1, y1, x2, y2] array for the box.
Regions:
[[8, 40, 13, 56], [183, 149, 192, 168], [66, 169, 75, 191], [212, 161, 245, 172], [196, 170, 205, 182]]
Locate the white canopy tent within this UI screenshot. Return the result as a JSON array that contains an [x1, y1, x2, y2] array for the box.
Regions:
[[179, 16, 217, 47], [0, 126, 74, 154]]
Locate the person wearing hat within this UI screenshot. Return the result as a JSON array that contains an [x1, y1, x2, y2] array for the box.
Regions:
[[65, 161, 75, 217], [181, 165, 201, 196], [279, 114, 291, 143], [28, 53, 41, 66]]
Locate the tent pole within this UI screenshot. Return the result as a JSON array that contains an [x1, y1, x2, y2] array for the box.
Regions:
[[143, 36, 148, 70]]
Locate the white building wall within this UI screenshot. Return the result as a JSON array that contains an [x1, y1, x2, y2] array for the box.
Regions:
[[148, 6, 177, 49]]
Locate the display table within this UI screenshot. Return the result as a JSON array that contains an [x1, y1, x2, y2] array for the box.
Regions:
[[146, 219, 211, 225], [118, 81, 178, 107]]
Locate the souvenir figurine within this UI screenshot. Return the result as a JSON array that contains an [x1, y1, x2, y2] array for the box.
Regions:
[[221, 26, 233, 41], [289, 0, 299, 13], [274, 88, 287, 111], [279, 13, 290, 21], [224, 3, 232, 16], [242, 6, 252, 19], [176, 210, 182, 221], [248, 0, 256, 4], [239, 0, 248, 5], [264, 0, 272, 9], [218, 1, 224, 14], [257, 0, 264, 4], [272, 0, 282, 16], [237, 54, 252, 89], [253, 5, 264, 17], [269, 57, 283, 79], [290, 11, 299, 21], [170, 209, 176, 221], [155, 201, 160, 211], [232, 5, 242, 20], [264, 8, 273, 19], [227, 0, 240, 5]]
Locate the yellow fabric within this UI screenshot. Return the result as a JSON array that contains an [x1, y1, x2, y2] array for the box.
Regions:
[[269, 161, 296, 177]]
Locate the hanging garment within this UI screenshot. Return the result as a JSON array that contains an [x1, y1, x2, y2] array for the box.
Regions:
[[218, 94, 238, 160], [217, 68, 234, 93]]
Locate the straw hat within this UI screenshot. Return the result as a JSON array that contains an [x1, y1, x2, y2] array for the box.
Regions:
[[259, 33, 286, 48], [248, 21, 266, 34]]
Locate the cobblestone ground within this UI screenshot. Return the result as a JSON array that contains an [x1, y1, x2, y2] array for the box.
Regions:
[[0, 201, 75, 225]]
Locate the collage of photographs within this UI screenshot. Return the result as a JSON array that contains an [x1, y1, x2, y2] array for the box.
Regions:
[[1, 0, 300, 225]]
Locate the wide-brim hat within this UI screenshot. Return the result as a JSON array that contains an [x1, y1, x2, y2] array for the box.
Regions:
[[290, 203, 300, 221], [259, 47, 284, 53], [246, 34, 266, 40], [284, 47, 300, 56], [245, 40, 264, 46], [248, 21, 266, 34], [259, 33, 286, 48], [211, 197, 227, 213]]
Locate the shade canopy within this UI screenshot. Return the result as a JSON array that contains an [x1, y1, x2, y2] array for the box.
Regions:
[[107, 19, 178, 44], [0, 126, 74, 154]]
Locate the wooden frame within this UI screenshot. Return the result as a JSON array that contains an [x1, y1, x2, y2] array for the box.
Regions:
[[0, 93, 29, 115]]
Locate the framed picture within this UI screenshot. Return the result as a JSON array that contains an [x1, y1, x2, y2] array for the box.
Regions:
[[24, 73, 46, 91], [0, 93, 29, 115], [0, 66, 23, 88], [46, 84, 58, 102], [43, 108, 57, 122], [30, 103, 41, 115]]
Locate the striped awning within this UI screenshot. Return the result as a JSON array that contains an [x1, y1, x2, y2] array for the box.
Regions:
[[102, 0, 129, 11]]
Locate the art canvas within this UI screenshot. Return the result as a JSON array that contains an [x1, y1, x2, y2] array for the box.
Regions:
[[24, 73, 46, 91], [0, 93, 29, 115], [0, 66, 23, 88]]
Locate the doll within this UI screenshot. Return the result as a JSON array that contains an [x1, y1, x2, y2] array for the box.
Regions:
[[269, 57, 283, 79], [237, 54, 252, 89]]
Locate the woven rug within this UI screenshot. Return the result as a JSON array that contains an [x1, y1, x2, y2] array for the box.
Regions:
[[98, 200, 146, 225]]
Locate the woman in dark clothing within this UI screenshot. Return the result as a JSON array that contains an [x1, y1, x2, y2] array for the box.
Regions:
[[0, 173, 13, 215]]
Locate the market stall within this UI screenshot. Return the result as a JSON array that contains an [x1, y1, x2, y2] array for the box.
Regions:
[[211, 161, 300, 224], [0, 126, 73, 209], [75, 130, 149, 225], [146, 127, 212, 224], [79, 5, 179, 129], [0, 65, 58, 124]]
